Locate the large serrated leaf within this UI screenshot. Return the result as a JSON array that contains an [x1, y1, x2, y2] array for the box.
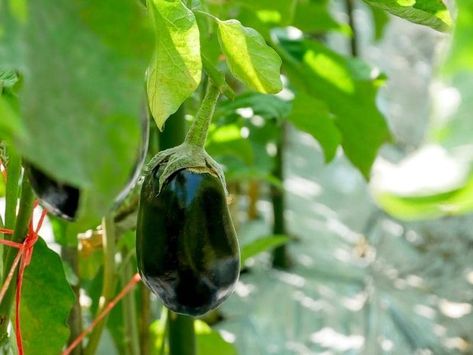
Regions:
[[362, 0, 452, 32], [146, 0, 202, 129], [20, 238, 75, 355], [1, 0, 153, 228], [216, 19, 282, 94], [276, 37, 390, 179]]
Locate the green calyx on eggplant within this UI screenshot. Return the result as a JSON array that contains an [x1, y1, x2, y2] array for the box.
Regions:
[[136, 149, 240, 316], [26, 115, 149, 221]]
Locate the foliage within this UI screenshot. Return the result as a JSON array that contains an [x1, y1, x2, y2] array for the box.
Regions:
[[146, 0, 202, 129], [0, 0, 470, 354], [151, 318, 237, 355], [21, 238, 75, 355], [373, 0, 473, 221], [240, 235, 290, 265], [362, 0, 452, 32]]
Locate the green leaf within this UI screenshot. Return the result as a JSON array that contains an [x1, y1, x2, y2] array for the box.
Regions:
[[276, 37, 390, 178], [293, 0, 346, 34], [195, 11, 234, 98], [0, 70, 20, 91], [0, 94, 25, 142], [0, 71, 26, 142], [362, 0, 452, 32], [216, 19, 282, 94], [147, 0, 202, 129], [216, 92, 291, 122], [373, 174, 473, 221], [195, 320, 237, 355], [206, 124, 254, 165], [1, 0, 153, 228], [432, 1, 473, 148], [288, 92, 341, 162], [151, 319, 237, 355], [241, 235, 290, 264], [366, 4, 390, 40], [20, 238, 75, 355], [234, 0, 293, 27], [443, 0, 473, 74]]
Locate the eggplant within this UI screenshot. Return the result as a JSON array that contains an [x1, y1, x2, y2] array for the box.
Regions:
[[136, 166, 240, 316], [26, 166, 80, 220]]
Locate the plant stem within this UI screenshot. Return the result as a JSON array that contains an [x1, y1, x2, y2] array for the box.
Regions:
[[84, 214, 117, 355], [62, 237, 83, 355], [271, 123, 292, 269], [159, 106, 197, 355], [0, 175, 35, 343], [345, 0, 359, 57], [138, 283, 151, 355], [184, 80, 220, 149], [142, 107, 190, 355], [247, 181, 260, 220], [121, 247, 140, 355], [168, 312, 195, 355], [3, 148, 21, 237]]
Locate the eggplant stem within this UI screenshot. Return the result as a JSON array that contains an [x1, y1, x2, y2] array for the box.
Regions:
[[184, 80, 220, 149]]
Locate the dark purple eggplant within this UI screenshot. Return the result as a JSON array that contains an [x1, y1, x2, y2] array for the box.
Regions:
[[136, 166, 239, 316]]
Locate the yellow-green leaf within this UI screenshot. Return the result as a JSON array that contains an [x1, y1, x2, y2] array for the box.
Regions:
[[216, 19, 282, 94], [147, 0, 202, 129], [363, 0, 452, 32]]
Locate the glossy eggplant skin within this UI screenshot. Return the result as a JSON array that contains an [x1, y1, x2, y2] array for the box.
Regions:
[[26, 165, 80, 221], [136, 167, 240, 316]]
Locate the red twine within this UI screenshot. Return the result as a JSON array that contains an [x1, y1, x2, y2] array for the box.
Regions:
[[0, 160, 141, 354], [0, 204, 47, 355], [62, 273, 141, 355]]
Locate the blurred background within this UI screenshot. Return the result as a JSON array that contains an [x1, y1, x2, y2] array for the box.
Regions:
[[199, 1, 473, 354]]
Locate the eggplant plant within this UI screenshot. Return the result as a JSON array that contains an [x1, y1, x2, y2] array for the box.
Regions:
[[1, 0, 467, 354]]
